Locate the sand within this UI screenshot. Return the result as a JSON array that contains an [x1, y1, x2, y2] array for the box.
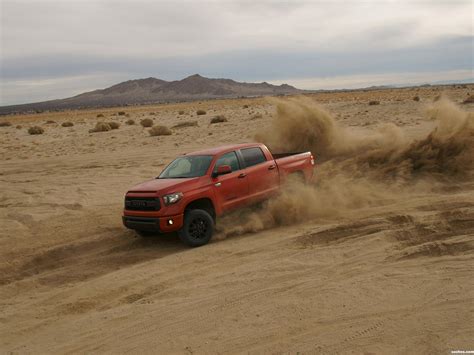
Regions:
[[0, 85, 473, 353]]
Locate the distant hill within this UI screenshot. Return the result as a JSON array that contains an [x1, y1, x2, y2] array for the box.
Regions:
[[0, 74, 302, 114]]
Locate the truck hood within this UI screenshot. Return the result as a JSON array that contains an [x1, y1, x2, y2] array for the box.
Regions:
[[127, 177, 201, 194]]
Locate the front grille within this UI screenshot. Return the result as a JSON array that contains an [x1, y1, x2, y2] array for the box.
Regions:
[[124, 196, 161, 211]]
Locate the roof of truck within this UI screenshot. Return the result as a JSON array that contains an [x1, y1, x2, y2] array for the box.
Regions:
[[184, 143, 263, 156]]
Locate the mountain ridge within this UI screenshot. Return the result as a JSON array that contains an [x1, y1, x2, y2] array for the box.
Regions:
[[0, 74, 302, 114]]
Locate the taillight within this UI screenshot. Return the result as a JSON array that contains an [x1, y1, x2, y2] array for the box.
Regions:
[[310, 154, 315, 166]]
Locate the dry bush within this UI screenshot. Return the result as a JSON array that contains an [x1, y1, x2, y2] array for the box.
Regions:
[[61, 121, 74, 127], [210, 115, 228, 124], [97, 114, 104, 118], [368, 100, 380, 106], [89, 122, 111, 133], [243, 104, 249, 108], [0, 121, 12, 127], [172, 121, 198, 129], [125, 119, 135, 125], [28, 126, 44, 135], [16, 125, 22, 129], [149, 125, 172, 136], [413, 96, 420, 102], [196, 109, 207, 115], [463, 95, 474, 104], [178, 110, 185, 115], [108, 121, 120, 129], [118, 111, 126, 116], [46, 120, 56, 124], [140, 118, 154, 127]]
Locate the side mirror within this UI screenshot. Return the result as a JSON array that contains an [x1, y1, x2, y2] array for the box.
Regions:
[[212, 165, 232, 178]]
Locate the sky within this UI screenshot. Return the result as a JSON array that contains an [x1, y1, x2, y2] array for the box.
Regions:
[[0, 0, 472, 106]]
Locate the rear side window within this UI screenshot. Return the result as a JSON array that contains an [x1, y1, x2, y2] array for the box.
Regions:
[[241, 147, 266, 167], [214, 151, 240, 172]]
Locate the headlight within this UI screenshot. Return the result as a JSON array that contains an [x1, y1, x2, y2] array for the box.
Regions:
[[163, 192, 183, 205]]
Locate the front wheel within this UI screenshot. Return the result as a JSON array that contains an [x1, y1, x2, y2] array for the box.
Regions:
[[178, 209, 214, 247]]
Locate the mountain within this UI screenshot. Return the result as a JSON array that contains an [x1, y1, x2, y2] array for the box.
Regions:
[[0, 74, 302, 114]]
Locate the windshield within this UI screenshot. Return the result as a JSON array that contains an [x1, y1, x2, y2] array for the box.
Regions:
[[158, 155, 213, 179]]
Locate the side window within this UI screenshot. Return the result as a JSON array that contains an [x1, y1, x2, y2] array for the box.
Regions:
[[241, 147, 266, 167], [213, 151, 240, 172]]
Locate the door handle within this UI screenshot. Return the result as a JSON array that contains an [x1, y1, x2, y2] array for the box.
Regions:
[[268, 165, 276, 170], [214, 182, 222, 187], [238, 173, 247, 178]]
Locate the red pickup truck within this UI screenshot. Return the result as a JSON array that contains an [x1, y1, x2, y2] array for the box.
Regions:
[[123, 143, 314, 246]]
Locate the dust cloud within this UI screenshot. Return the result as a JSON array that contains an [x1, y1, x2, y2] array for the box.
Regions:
[[220, 97, 474, 237]]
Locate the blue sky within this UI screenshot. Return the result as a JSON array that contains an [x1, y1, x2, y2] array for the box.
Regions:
[[1, 0, 472, 105]]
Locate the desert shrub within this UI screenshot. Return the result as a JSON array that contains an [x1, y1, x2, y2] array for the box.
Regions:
[[178, 110, 185, 115], [243, 104, 249, 108], [140, 118, 154, 127], [97, 114, 104, 118], [108, 121, 120, 129], [196, 109, 206, 115], [368, 100, 380, 106], [210, 115, 228, 124], [28, 126, 44, 135], [118, 111, 126, 116], [413, 96, 420, 102], [46, 120, 56, 124], [125, 119, 135, 125], [16, 125, 22, 129], [61, 121, 74, 127], [172, 121, 198, 129], [125, 113, 130, 117], [0, 121, 12, 127], [149, 125, 172, 136], [463, 95, 474, 104], [89, 122, 111, 133]]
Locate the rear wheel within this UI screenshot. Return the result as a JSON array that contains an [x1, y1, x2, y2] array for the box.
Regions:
[[178, 209, 214, 247]]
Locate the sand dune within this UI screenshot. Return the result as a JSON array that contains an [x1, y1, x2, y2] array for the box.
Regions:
[[0, 85, 473, 353]]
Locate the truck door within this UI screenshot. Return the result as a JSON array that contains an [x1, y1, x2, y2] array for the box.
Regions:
[[239, 147, 279, 203], [212, 151, 249, 212]]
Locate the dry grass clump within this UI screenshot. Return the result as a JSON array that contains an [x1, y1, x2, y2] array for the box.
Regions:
[[28, 126, 44, 135], [210, 115, 228, 124], [149, 125, 172, 136], [118, 111, 126, 116], [178, 110, 185, 115], [251, 113, 263, 119], [172, 121, 198, 129], [97, 114, 104, 118], [61, 121, 74, 127], [140, 118, 154, 127], [89, 122, 111, 133], [46, 120, 56, 124], [243, 104, 249, 108], [0, 121, 12, 127], [108, 121, 120, 129], [462, 95, 474, 104], [368, 100, 380, 106], [16, 125, 22, 129], [413, 96, 420, 102], [196, 109, 207, 115], [125, 119, 135, 125]]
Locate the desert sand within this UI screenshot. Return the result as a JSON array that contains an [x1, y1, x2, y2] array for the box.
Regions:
[[1, 85, 473, 353]]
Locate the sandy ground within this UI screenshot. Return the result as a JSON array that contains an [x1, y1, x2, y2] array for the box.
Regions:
[[1, 85, 473, 353]]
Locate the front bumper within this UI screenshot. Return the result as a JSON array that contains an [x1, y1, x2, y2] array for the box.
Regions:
[[122, 214, 183, 233]]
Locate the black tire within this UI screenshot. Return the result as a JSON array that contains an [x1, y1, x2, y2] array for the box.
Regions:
[[178, 209, 214, 247], [136, 230, 157, 238]]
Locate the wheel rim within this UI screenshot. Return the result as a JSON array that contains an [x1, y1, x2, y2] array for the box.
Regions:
[[188, 217, 208, 240]]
